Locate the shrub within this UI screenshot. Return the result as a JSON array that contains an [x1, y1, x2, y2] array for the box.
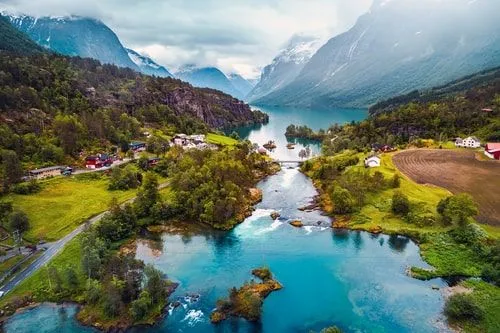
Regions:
[[8, 211, 30, 233], [444, 293, 483, 322], [391, 174, 401, 188], [12, 180, 41, 195], [391, 191, 410, 215], [451, 223, 487, 244], [108, 165, 141, 190]]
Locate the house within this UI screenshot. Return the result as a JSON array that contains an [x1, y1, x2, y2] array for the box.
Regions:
[[29, 166, 64, 179], [129, 141, 146, 152], [85, 154, 113, 169], [173, 134, 188, 146], [148, 157, 161, 167], [257, 147, 267, 155], [365, 156, 381, 168], [371, 143, 395, 153], [482, 108, 493, 113], [172, 134, 208, 149], [455, 136, 481, 148], [484, 143, 500, 160]]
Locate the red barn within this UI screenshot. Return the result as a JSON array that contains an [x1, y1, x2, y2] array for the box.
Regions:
[[485, 143, 500, 160]]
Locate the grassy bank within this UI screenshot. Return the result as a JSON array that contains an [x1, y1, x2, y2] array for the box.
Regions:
[[4, 173, 138, 242], [206, 133, 238, 146]]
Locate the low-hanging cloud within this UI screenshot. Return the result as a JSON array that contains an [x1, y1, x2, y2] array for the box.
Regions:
[[0, 0, 372, 78]]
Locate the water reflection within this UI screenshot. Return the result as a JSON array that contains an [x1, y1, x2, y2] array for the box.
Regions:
[[388, 235, 410, 252]]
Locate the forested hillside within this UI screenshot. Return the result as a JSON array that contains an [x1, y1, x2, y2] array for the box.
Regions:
[[370, 66, 500, 115], [322, 68, 500, 154]]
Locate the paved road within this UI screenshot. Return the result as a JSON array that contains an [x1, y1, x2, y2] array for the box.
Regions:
[[0, 182, 169, 296]]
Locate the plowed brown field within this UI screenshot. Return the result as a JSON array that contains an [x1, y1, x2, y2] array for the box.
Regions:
[[393, 149, 500, 226]]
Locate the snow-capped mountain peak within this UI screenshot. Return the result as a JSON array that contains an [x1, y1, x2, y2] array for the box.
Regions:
[[125, 48, 173, 77]]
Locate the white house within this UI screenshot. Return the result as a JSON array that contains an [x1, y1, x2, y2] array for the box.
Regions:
[[365, 156, 381, 168], [455, 136, 481, 148]]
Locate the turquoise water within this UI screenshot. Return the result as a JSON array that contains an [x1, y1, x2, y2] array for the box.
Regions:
[[4, 167, 449, 333], [233, 106, 367, 160]]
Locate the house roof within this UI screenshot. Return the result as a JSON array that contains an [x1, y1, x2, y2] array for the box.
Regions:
[[366, 156, 381, 161], [29, 166, 63, 174], [486, 143, 500, 151], [466, 136, 480, 142]]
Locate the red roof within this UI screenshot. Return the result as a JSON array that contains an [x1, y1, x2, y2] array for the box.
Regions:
[[486, 143, 500, 152]]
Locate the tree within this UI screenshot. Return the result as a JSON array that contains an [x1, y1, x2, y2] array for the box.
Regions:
[[321, 327, 342, 333], [47, 266, 63, 293], [64, 265, 79, 289], [392, 191, 410, 216], [8, 211, 30, 233], [229, 131, 240, 140], [439, 194, 478, 227], [444, 293, 483, 322], [391, 174, 401, 188], [80, 231, 106, 279], [331, 186, 354, 214], [130, 291, 152, 320], [53, 114, 84, 155], [137, 155, 149, 171], [0, 150, 23, 190], [134, 172, 159, 218], [85, 279, 102, 304], [144, 264, 168, 304]]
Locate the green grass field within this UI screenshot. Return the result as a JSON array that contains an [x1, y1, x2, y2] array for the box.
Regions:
[[4, 174, 137, 242], [206, 133, 238, 146]]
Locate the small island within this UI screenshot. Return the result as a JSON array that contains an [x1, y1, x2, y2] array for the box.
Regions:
[[210, 267, 282, 323]]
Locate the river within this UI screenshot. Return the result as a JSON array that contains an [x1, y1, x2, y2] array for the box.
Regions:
[[4, 107, 450, 333]]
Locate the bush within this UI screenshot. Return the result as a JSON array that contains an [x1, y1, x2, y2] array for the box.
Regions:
[[444, 293, 483, 322], [391, 191, 410, 215], [8, 211, 30, 233], [108, 165, 141, 191], [331, 186, 355, 214], [12, 180, 41, 195], [391, 174, 401, 188], [451, 223, 487, 244]]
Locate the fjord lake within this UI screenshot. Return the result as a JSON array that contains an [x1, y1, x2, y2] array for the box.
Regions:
[[232, 106, 368, 160]]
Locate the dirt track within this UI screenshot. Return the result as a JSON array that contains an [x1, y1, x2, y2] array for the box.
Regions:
[[393, 149, 500, 226]]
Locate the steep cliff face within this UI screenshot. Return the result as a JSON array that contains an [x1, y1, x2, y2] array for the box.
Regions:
[[164, 87, 265, 128], [255, 0, 500, 108]]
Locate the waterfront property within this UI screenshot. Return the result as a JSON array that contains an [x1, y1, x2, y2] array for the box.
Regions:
[[484, 142, 500, 160], [455, 136, 481, 148], [171, 134, 212, 149], [28, 166, 64, 179]]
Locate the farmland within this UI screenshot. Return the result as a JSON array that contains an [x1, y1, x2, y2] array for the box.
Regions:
[[393, 150, 500, 225]]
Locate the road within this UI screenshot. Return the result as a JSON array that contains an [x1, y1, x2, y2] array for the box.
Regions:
[[0, 182, 169, 296]]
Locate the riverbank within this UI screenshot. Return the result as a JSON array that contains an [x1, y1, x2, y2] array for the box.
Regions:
[[301, 149, 500, 332]]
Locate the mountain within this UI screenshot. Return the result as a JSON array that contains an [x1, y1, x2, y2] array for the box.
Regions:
[[0, 14, 43, 55], [4, 14, 140, 70], [254, 0, 500, 108], [247, 34, 322, 102], [228, 73, 255, 98], [126, 48, 173, 78], [176, 65, 244, 99]]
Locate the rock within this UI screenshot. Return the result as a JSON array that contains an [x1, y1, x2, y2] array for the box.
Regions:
[[172, 301, 181, 308], [270, 212, 281, 220], [248, 188, 263, 203], [289, 220, 303, 228], [368, 225, 383, 234], [431, 285, 440, 290]]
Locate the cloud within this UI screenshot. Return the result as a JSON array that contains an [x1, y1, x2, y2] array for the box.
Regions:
[[0, 0, 372, 78]]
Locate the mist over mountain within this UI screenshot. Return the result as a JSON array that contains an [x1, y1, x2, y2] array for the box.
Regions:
[[228, 73, 255, 99], [247, 34, 323, 102], [253, 0, 500, 108], [126, 48, 173, 78]]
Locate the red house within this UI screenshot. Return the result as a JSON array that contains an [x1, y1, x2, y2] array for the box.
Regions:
[[484, 143, 500, 160], [85, 154, 113, 169]]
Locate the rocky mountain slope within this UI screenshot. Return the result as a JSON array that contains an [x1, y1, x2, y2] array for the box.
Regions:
[[247, 34, 322, 102], [254, 0, 500, 108], [126, 48, 173, 78], [228, 73, 255, 99]]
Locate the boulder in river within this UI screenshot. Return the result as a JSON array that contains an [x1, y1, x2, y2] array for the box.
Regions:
[[270, 212, 281, 220], [289, 220, 304, 228]]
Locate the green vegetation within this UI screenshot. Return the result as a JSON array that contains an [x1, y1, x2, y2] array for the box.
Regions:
[[285, 124, 326, 141], [211, 267, 282, 323], [206, 132, 239, 146], [3, 173, 137, 241], [167, 143, 278, 229], [0, 15, 43, 55]]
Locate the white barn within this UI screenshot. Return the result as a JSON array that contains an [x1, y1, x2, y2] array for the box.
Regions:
[[365, 156, 381, 168]]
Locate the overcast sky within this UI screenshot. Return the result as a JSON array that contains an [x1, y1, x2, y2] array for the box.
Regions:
[[0, 0, 373, 78]]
